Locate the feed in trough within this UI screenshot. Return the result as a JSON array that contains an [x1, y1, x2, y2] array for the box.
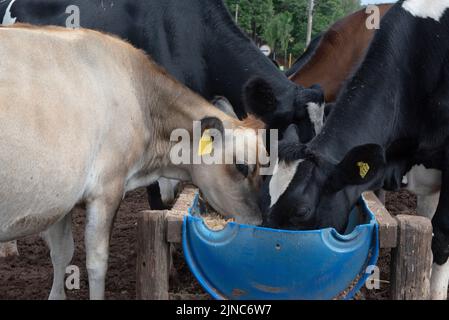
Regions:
[[197, 194, 234, 231], [201, 214, 234, 231]]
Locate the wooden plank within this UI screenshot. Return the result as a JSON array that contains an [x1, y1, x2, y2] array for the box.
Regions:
[[167, 186, 198, 244], [390, 215, 433, 300], [0, 241, 19, 258], [166, 214, 184, 244], [363, 191, 398, 249], [171, 185, 197, 211], [136, 211, 170, 300]]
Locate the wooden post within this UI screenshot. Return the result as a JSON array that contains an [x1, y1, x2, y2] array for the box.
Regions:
[[136, 211, 170, 300], [391, 215, 433, 300], [0, 241, 19, 258], [135, 185, 198, 300], [138, 187, 426, 300], [363, 192, 398, 249]]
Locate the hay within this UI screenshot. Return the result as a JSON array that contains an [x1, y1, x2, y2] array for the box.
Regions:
[[201, 213, 234, 231], [198, 194, 234, 231]]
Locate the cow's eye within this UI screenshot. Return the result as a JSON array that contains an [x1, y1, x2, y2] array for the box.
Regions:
[[236, 163, 249, 177]]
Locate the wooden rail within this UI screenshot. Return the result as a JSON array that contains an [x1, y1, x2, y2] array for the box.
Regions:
[[136, 188, 433, 300]]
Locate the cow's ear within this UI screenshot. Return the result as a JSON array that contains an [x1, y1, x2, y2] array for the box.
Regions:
[[278, 124, 306, 162], [198, 117, 224, 156], [212, 96, 238, 119], [283, 124, 301, 144], [328, 144, 385, 191], [200, 117, 224, 135], [243, 77, 277, 120]]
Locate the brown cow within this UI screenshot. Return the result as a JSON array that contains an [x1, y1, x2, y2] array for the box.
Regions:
[[290, 4, 393, 102], [0, 24, 267, 299]]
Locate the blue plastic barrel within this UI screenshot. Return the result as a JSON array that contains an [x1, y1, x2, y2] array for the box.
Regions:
[[183, 194, 379, 300]]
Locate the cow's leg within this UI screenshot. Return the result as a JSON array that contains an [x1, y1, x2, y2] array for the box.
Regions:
[[41, 213, 74, 300], [415, 193, 447, 299], [146, 182, 166, 210], [159, 178, 181, 206], [417, 193, 440, 219], [430, 158, 449, 300], [147, 179, 181, 210], [85, 191, 122, 300], [430, 260, 449, 300], [431, 213, 449, 301]]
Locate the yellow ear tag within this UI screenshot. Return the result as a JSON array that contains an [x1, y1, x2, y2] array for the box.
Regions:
[[198, 130, 213, 156], [357, 162, 370, 179]]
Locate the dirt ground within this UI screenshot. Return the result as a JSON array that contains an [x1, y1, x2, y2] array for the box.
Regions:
[[0, 188, 442, 300], [0, 188, 205, 300]]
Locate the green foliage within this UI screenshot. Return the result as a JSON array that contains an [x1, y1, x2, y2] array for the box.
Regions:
[[277, 12, 294, 61], [341, 0, 363, 15], [263, 12, 293, 58], [224, 0, 362, 64], [225, 0, 274, 39]]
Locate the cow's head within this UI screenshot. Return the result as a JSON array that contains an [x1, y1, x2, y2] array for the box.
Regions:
[[260, 125, 386, 233], [243, 77, 325, 142], [186, 116, 267, 226]]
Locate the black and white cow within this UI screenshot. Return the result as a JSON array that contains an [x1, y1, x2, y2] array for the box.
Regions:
[[261, 0, 449, 299], [0, 0, 324, 208]]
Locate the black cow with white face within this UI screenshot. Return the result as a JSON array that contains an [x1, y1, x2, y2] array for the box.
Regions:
[[262, 0, 449, 299], [0, 0, 324, 209]]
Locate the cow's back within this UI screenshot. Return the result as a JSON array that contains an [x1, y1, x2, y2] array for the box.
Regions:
[[4, 0, 207, 93], [0, 26, 146, 240], [290, 4, 393, 102]]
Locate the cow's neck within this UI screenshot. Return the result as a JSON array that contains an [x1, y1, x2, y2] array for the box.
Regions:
[[203, 1, 296, 117], [139, 62, 229, 178], [310, 6, 449, 165]]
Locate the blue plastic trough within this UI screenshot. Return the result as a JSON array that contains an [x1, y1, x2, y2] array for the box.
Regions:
[[183, 194, 379, 300]]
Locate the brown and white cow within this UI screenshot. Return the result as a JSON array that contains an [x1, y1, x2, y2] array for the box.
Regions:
[[289, 3, 393, 103], [0, 24, 266, 299]]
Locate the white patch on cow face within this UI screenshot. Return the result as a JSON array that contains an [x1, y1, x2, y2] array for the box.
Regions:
[[403, 0, 449, 21], [306, 102, 325, 135], [269, 159, 302, 208], [2, 0, 17, 26]]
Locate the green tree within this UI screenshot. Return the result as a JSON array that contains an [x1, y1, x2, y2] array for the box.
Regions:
[[277, 12, 294, 63], [341, 0, 363, 15], [263, 15, 280, 53], [272, 0, 309, 57], [313, 0, 345, 37], [225, 0, 362, 64], [225, 0, 274, 41], [263, 12, 294, 61]]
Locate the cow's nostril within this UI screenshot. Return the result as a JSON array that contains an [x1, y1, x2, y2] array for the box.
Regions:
[[289, 207, 313, 225]]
